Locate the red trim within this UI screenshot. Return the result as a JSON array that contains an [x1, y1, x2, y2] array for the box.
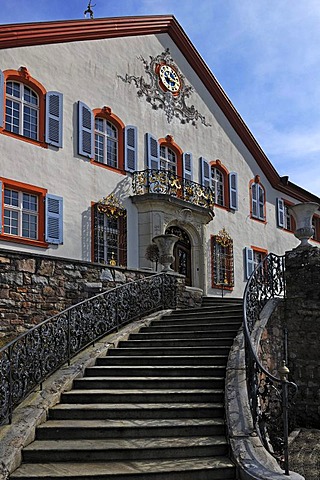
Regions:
[[250, 246, 268, 256], [1, 68, 47, 148], [92, 107, 125, 173], [0, 16, 319, 203], [0, 177, 48, 248], [159, 135, 183, 177]]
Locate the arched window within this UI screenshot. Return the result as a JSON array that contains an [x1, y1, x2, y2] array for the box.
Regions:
[[200, 158, 238, 210], [78, 103, 136, 173], [0, 67, 63, 148], [160, 145, 177, 174], [95, 117, 118, 167], [250, 175, 266, 221]]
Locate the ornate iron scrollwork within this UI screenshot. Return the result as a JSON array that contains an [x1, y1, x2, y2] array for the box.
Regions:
[[118, 48, 211, 127], [0, 273, 177, 425], [243, 253, 298, 472], [132, 169, 214, 211]]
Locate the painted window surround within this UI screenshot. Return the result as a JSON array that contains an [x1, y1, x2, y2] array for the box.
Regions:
[[0, 177, 47, 248]]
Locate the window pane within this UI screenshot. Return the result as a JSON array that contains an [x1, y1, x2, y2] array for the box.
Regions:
[[4, 189, 19, 207], [24, 86, 38, 106], [22, 213, 38, 239], [6, 81, 20, 98], [4, 209, 19, 235], [23, 193, 38, 211], [5, 99, 20, 134], [95, 133, 104, 163]]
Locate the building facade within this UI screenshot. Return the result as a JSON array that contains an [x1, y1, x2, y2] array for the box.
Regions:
[[0, 15, 319, 298]]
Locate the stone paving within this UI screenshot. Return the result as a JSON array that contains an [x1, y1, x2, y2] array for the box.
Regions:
[[289, 429, 320, 480]]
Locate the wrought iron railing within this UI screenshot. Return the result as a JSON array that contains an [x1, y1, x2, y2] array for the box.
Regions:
[[0, 273, 177, 426], [132, 169, 215, 210], [243, 253, 297, 475]]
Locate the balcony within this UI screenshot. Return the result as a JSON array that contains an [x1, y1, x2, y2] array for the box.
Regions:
[[132, 169, 214, 211]]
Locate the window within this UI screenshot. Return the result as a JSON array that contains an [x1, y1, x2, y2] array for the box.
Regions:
[[78, 103, 134, 173], [6, 82, 39, 140], [95, 118, 118, 167], [0, 68, 63, 147], [146, 134, 186, 178], [4, 188, 38, 239], [200, 158, 238, 210], [211, 166, 224, 206], [250, 176, 266, 221], [276, 198, 295, 232], [93, 196, 127, 266], [211, 229, 234, 289], [160, 145, 177, 174], [0, 178, 63, 246], [245, 246, 267, 279]]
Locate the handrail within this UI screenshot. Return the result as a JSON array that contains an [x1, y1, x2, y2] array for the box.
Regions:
[[243, 253, 297, 475], [132, 169, 215, 210], [0, 272, 177, 426]]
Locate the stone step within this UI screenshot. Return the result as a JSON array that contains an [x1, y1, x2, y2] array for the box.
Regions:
[[96, 355, 228, 366], [140, 323, 241, 332], [117, 338, 234, 348], [73, 376, 225, 390], [36, 418, 226, 440], [162, 311, 242, 320], [129, 330, 238, 340], [84, 365, 226, 378], [107, 346, 231, 356], [49, 403, 224, 420], [152, 316, 242, 325], [61, 389, 224, 404], [22, 436, 229, 463], [10, 456, 236, 479]]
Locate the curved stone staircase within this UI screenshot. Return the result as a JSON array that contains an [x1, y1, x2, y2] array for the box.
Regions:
[[10, 297, 242, 480]]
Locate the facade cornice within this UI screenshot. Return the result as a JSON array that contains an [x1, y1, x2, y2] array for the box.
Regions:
[[0, 15, 318, 203]]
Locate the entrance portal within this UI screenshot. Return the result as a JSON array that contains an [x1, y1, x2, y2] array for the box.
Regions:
[[165, 226, 192, 286]]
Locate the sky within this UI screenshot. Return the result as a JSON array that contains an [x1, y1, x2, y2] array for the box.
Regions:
[[1, 0, 320, 196]]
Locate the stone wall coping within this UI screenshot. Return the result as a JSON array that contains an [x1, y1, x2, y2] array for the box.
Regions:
[[226, 299, 305, 480], [0, 310, 172, 479]]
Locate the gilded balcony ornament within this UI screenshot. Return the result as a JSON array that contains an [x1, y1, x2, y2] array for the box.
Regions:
[[97, 194, 126, 217]]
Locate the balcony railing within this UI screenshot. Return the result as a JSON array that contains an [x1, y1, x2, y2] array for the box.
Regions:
[[132, 169, 214, 211]]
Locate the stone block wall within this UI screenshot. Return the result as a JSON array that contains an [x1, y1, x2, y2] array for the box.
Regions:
[[0, 249, 201, 345], [285, 246, 320, 428]]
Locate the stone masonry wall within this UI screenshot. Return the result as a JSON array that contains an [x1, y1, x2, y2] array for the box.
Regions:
[[0, 249, 201, 345], [285, 246, 320, 428]]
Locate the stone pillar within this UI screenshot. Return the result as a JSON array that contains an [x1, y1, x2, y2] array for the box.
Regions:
[[285, 246, 320, 427]]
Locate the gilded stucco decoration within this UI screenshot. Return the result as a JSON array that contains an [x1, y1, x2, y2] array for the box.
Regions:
[[118, 48, 211, 127], [97, 194, 126, 217]]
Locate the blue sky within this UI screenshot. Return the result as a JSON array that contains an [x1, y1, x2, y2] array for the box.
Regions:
[[1, 0, 320, 196]]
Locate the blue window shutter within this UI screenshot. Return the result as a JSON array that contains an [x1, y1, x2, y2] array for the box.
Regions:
[[78, 101, 93, 158], [146, 133, 160, 169], [45, 194, 63, 244], [124, 125, 137, 172], [183, 152, 193, 181], [0, 70, 4, 129], [277, 198, 285, 228], [245, 247, 254, 279], [45, 91, 63, 147], [229, 172, 238, 210], [200, 157, 211, 187], [0, 181, 2, 234]]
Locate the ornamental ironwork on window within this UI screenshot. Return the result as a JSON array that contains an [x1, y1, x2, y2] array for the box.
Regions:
[[93, 195, 127, 266], [211, 228, 234, 288]]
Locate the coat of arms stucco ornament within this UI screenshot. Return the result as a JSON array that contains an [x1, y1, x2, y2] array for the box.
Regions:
[[118, 48, 211, 128]]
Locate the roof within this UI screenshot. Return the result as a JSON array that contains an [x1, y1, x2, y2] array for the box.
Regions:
[[0, 15, 319, 203]]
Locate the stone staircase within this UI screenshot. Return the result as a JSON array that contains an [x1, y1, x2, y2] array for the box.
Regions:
[[10, 297, 243, 480]]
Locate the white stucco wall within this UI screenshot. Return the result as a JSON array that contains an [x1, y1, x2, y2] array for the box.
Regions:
[[0, 32, 313, 297]]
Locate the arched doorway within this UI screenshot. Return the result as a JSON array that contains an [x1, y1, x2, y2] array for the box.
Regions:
[[165, 226, 192, 286]]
